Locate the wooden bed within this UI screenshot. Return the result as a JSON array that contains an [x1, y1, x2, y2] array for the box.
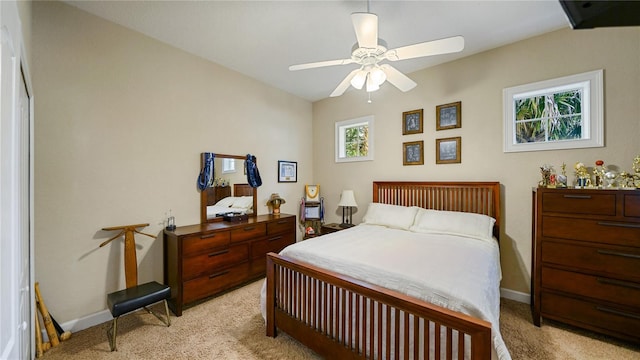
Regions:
[[266, 181, 501, 360]]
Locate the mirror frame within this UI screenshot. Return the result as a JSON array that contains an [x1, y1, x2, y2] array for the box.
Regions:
[[200, 153, 258, 223]]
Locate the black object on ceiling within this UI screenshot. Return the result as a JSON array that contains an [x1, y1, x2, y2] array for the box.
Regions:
[[559, 1, 640, 29]]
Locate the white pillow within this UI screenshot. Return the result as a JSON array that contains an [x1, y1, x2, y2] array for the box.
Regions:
[[214, 196, 236, 208], [409, 208, 496, 241], [362, 203, 419, 230], [232, 196, 254, 209]]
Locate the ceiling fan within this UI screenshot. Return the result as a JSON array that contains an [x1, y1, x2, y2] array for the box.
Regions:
[[289, 7, 464, 97]]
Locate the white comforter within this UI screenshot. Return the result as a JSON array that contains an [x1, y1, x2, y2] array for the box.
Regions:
[[261, 224, 511, 360]]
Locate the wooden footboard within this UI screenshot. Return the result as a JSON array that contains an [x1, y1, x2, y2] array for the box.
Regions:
[[266, 253, 492, 360]]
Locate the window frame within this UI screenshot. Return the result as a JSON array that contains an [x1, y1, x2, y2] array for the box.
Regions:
[[335, 115, 374, 163], [503, 69, 603, 153]]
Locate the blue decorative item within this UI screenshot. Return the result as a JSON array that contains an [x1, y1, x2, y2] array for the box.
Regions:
[[197, 152, 215, 191], [245, 154, 262, 188]]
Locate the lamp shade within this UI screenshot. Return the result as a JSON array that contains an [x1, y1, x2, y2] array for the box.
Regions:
[[337, 190, 357, 208]]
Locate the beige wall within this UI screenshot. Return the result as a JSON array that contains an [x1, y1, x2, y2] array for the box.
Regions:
[[32, 1, 312, 323], [313, 27, 640, 294]]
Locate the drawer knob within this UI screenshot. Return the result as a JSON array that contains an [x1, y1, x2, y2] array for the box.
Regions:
[[268, 236, 283, 242], [208, 249, 229, 257], [243, 226, 256, 231], [209, 270, 229, 279], [597, 277, 640, 290], [200, 233, 217, 239], [597, 221, 640, 229], [597, 249, 640, 259], [596, 306, 640, 320], [562, 195, 592, 199]]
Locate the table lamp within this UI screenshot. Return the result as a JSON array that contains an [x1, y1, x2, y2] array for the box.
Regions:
[[338, 190, 357, 228]]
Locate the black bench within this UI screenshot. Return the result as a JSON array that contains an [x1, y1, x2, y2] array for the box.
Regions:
[[106, 281, 171, 351]]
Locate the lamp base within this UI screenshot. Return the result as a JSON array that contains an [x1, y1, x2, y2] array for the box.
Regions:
[[339, 223, 355, 229]]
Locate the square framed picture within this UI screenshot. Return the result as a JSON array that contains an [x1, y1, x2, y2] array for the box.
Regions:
[[402, 109, 423, 135], [278, 160, 297, 182], [436, 137, 461, 164], [304, 204, 321, 220], [436, 101, 461, 130], [403, 141, 424, 166]]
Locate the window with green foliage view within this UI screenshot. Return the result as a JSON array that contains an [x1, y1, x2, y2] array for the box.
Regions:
[[515, 89, 582, 144], [503, 70, 603, 153], [336, 116, 374, 162]]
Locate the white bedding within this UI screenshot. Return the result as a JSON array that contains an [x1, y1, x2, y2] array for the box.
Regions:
[[206, 205, 252, 218], [260, 224, 511, 360]]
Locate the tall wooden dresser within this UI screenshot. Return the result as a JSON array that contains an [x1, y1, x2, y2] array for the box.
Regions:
[[532, 188, 640, 343], [164, 214, 295, 316]]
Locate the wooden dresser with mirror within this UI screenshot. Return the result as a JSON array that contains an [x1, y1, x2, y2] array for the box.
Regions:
[[164, 153, 296, 316]]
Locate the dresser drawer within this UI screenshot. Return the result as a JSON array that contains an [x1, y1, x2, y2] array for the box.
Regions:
[[541, 292, 640, 342], [230, 223, 266, 243], [542, 267, 640, 308], [542, 192, 616, 216], [267, 217, 295, 235], [542, 216, 640, 247], [625, 194, 640, 218], [182, 262, 251, 304], [183, 244, 249, 279], [182, 231, 231, 256], [251, 231, 295, 259], [542, 241, 640, 279]]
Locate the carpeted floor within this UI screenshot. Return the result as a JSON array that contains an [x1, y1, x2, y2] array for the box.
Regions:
[[40, 279, 639, 359]]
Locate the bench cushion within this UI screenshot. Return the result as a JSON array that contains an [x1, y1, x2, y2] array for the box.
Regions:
[[107, 281, 171, 318]]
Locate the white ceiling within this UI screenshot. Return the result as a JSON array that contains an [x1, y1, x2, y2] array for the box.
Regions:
[[63, 0, 571, 102]]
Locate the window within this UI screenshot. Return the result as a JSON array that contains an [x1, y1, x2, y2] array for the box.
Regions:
[[503, 69, 603, 152], [222, 158, 236, 173], [335, 116, 374, 162]]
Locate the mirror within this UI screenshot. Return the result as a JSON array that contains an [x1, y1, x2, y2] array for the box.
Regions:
[[200, 153, 258, 223]]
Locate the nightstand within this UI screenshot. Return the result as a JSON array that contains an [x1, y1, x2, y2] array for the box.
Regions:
[[321, 223, 352, 235]]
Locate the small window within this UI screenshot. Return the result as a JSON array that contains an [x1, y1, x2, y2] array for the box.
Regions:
[[222, 158, 236, 173], [335, 116, 374, 163], [503, 70, 603, 152]]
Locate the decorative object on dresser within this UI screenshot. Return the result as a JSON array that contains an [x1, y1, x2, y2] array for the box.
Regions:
[[337, 189, 357, 228], [266, 193, 286, 215], [531, 187, 640, 344], [164, 214, 295, 316]]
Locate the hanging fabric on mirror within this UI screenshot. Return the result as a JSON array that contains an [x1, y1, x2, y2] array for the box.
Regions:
[[320, 197, 324, 222], [197, 152, 215, 191], [245, 154, 262, 188]]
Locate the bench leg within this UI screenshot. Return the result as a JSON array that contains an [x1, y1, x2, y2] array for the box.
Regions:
[[143, 299, 171, 327], [107, 317, 118, 351]]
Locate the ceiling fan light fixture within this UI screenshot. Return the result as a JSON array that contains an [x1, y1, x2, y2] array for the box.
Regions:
[[366, 73, 380, 92], [350, 70, 367, 89], [370, 67, 386, 86]]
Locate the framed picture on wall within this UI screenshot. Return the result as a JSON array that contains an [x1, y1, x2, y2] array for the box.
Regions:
[[436, 137, 461, 164], [403, 141, 424, 166], [402, 109, 423, 135], [278, 160, 297, 182], [436, 101, 461, 130]]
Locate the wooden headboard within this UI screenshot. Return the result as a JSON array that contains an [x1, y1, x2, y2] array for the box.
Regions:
[[373, 181, 501, 239], [233, 183, 253, 197]]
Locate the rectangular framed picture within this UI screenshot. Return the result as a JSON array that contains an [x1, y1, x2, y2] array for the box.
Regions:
[[402, 109, 423, 135], [402, 141, 424, 166], [436, 137, 461, 164], [278, 160, 297, 182], [436, 101, 461, 130]]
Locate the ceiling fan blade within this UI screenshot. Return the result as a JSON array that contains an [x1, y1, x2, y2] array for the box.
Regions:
[[380, 64, 417, 92], [289, 58, 355, 71], [387, 36, 464, 61], [351, 13, 378, 49], [330, 69, 361, 97]]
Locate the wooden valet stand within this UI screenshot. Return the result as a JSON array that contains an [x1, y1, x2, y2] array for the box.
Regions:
[[100, 223, 171, 351]]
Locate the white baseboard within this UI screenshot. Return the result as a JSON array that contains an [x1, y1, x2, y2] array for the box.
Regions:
[[500, 288, 530, 304], [60, 309, 113, 333]]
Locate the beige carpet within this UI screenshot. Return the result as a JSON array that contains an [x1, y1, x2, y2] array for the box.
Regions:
[[41, 279, 639, 359]]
